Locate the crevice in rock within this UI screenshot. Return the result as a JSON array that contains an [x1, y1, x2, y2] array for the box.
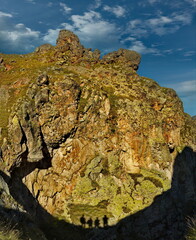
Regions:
[[10, 128, 52, 179], [169, 147, 175, 153], [38, 128, 52, 169], [51, 126, 78, 149]]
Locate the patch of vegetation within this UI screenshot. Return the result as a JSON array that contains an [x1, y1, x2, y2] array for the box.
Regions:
[[186, 217, 196, 240], [0, 222, 21, 240], [78, 97, 89, 113], [140, 168, 171, 191]]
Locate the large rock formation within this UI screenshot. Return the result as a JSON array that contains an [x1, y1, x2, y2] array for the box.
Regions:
[[0, 30, 195, 240]]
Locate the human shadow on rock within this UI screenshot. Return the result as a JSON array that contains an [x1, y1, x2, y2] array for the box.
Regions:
[[91, 147, 196, 240], [0, 147, 195, 240], [85, 147, 196, 240]]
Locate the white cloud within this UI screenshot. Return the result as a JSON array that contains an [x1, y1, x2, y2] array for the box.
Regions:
[[60, 2, 72, 14], [44, 11, 121, 52], [70, 11, 121, 50], [184, 0, 196, 5], [148, 16, 172, 25], [103, 5, 126, 17], [148, 0, 160, 4], [43, 28, 61, 45], [25, 0, 36, 4], [0, 11, 13, 18], [138, 0, 160, 7], [172, 12, 192, 25], [141, 0, 196, 8], [163, 49, 173, 54], [167, 80, 196, 96], [47, 2, 53, 7], [0, 11, 41, 53], [184, 51, 196, 57], [89, 0, 102, 10], [165, 79, 196, 115], [128, 19, 148, 36], [181, 94, 196, 116], [43, 22, 76, 45], [128, 12, 193, 37], [127, 38, 159, 54], [148, 12, 192, 35]]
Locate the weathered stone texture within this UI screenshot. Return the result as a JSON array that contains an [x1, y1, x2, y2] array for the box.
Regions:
[[0, 30, 195, 240]]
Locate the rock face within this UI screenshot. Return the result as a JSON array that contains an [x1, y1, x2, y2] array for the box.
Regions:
[[0, 30, 195, 240], [88, 147, 196, 240], [102, 48, 141, 70]]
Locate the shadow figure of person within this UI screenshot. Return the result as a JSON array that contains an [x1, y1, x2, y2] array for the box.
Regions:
[[80, 214, 86, 228], [103, 215, 108, 228], [87, 217, 93, 228], [87, 147, 196, 240], [94, 217, 100, 228]]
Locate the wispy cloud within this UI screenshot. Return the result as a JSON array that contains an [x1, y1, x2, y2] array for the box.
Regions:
[[47, 2, 53, 7], [69, 11, 120, 51], [0, 11, 13, 18], [140, 0, 196, 8], [89, 0, 102, 10], [103, 5, 126, 17], [138, 0, 160, 7], [59, 2, 72, 14], [25, 0, 36, 4], [122, 37, 159, 54], [128, 11, 193, 37], [166, 80, 196, 97], [165, 79, 196, 115], [130, 41, 158, 54], [147, 0, 160, 4], [184, 50, 196, 57]]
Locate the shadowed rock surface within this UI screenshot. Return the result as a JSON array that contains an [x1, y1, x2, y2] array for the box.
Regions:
[[0, 30, 195, 240]]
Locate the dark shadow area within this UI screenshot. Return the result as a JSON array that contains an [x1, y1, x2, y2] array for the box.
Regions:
[[94, 217, 100, 228], [0, 170, 88, 240], [9, 128, 52, 179], [87, 217, 93, 228], [80, 214, 86, 228], [111, 146, 196, 240], [0, 146, 195, 240], [103, 215, 109, 228]]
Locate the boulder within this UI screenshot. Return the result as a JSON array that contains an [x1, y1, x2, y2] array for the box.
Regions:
[[102, 48, 141, 70]]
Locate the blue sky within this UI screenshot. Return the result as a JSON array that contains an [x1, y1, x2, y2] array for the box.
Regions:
[[0, 0, 196, 116]]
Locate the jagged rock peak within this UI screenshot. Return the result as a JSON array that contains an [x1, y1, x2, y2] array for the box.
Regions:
[[55, 30, 141, 70], [56, 30, 81, 47], [34, 29, 141, 71], [55, 30, 84, 58], [0, 28, 195, 240]]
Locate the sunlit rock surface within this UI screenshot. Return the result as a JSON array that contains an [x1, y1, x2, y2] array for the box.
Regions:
[[0, 30, 195, 240]]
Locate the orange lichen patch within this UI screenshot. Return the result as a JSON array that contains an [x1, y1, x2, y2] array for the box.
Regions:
[[1, 30, 195, 238], [65, 183, 75, 195], [117, 118, 130, 132], [151, 101, 164, 111], [5, 64, 13, 71], [11, 78, 30, 88]]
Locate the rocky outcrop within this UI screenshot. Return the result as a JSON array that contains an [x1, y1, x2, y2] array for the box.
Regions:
[[35, 44, 53, 53], [56, 29, 84, 57], [88, 147, 196, 240], [54, 29, 101, 64], [0, 30, 195, 240], [102, 48, 141, 70]]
